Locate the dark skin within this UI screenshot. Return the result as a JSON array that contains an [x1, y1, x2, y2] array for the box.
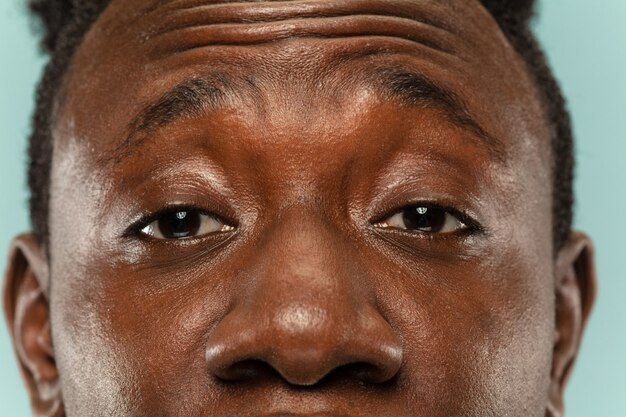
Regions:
[[3, 0, 596, 416]]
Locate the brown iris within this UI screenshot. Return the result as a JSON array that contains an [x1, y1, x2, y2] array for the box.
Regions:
[[157, 210, 202, 238], [401, 206, 447, 232]]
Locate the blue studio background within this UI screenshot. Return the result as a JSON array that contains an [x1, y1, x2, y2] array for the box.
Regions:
[[1, 0, 625, 415]]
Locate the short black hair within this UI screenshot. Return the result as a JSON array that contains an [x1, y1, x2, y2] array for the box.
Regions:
[[26, 0, 574, 250]]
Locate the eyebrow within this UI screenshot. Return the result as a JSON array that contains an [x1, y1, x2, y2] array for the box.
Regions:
[[103, 75, 230, 165], [370, 66, 505, 162], [104, 68, 505, 165]]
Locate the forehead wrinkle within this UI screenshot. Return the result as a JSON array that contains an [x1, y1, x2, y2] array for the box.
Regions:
[[130, 0, 461, 57], [150, 0, 458, 35], [147, 17, 458, 58]]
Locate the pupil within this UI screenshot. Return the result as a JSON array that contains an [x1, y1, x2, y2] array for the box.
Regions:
[[402, 206, 446, 232], [159, 210, 201, 238]]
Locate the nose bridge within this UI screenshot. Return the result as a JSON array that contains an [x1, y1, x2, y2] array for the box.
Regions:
[[205, 208, 403, 385], [247, 208, 368, 316]]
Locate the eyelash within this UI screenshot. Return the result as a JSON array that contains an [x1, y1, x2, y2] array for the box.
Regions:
[[124, 205, 227, 238], [373, 203, 483, 235], [124, 201, 483, 242]]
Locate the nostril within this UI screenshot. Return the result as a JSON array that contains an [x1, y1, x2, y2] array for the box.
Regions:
[[205, 295, 404, 387], [326, 361, 399, 385], [205, 310, 404, 387], [214, 359, 280, 382], [218, 360, 401, 387], [207, 335, 403, 387]]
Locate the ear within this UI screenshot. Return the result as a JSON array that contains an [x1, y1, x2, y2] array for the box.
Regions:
[[547, 231, 597, 417], [3, 233, 63, 417]]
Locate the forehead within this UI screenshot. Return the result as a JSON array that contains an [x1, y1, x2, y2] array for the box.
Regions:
[[58, 0, 549, 158]]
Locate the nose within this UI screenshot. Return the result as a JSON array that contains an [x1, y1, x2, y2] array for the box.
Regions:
[[205, 211, 403, 386]]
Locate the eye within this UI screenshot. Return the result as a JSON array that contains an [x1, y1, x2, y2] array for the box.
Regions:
[[138, 208, 233, 240], [375, 205, 468, 234]]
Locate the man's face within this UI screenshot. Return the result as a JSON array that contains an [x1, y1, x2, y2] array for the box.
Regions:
[[4, 1, 597, 416]]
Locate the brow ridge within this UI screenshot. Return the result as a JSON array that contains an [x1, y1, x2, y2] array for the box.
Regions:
[[371, 65, 506, 163], [102, 65, 504, 166], [101, 75, 228, 165]]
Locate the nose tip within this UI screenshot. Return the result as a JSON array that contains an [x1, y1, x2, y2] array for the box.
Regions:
[[205, 303, 403, 386]]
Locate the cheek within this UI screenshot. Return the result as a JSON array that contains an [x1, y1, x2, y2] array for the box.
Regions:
[[374, 242, 555, 414], [50, 250, 233, 415], [49, 262, 138, 416], [48, 148, 139, 414]]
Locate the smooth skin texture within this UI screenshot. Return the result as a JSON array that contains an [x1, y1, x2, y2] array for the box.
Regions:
[[3, 0, 596, 416]]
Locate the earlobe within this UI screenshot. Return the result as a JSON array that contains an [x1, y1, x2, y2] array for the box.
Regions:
[[3, 233, 63, 417], [547, 231, 597, 416]]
